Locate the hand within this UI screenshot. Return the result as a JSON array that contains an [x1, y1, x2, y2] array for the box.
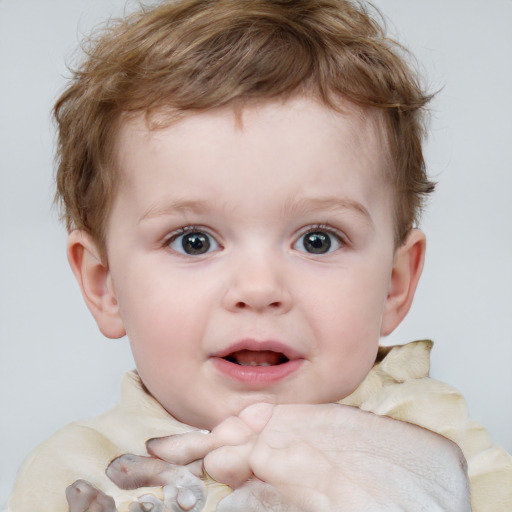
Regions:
[[66, 480, 117, 512], [145, 403, 471, 512], [66, 456, 206, 512]]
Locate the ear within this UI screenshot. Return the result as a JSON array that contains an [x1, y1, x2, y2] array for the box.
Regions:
[[380, 229, 426, 336], [67, 230, 126, 339]]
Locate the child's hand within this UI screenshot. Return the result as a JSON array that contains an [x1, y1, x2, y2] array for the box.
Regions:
[[145, 403, 471, 511]]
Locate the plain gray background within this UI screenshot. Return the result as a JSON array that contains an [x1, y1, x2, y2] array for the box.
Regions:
[[1, 0, 511, 505]]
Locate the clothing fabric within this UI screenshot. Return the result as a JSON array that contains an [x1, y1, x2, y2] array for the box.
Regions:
[[7, 340, 512, 511]]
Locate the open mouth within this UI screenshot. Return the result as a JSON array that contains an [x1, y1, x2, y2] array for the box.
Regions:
[[223, 349, 290, 367], [211, 340, 303, 383]]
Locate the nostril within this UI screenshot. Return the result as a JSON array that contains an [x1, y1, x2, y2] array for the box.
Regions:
[[235, 301, 282, 309]]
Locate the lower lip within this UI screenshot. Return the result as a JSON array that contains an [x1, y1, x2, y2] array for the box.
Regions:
[[211, 357, 303, 385]]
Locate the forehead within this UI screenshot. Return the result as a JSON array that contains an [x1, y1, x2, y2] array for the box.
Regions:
[[108, 97, 395, 254], [108, 96, 396, 250], [115, 96, 391, 187]]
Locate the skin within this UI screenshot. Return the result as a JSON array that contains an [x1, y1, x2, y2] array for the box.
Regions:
[[67, 458, 206, 511], [66, 406, 470, 511], [146, 403, 470, 511], [66, 481, 117, 512], [69, 96, 425, 429], [65, 96, 470, 510]]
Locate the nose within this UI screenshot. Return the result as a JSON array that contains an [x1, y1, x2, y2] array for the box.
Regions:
[[222, 250, 293, 314]]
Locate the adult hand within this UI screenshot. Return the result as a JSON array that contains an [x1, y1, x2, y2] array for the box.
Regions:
[[145, 403, 471, 512]]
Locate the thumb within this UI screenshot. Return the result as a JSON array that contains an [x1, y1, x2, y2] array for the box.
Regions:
[[238, 403, 274, 433]]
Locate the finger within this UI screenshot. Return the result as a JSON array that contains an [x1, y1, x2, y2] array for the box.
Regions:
[[203, 443, 253, 488], [237, 403, 274, 434], [174, 486, 205, 512], [217, 480, 302, 512], [163, 480, 207, 512], [146, 431, 215, 465], [129, 498, 164, 512], [107, 454, 173, 488], [184, 459, 204, 479], [107, 454, 205, 490], [66, 480, 117, 512], [147, 416, 254, 465], [248, 441, 338, 510], [107, 455, 207, 512]]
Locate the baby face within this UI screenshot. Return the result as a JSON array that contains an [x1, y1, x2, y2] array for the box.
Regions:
[[105, 96, 397, 429]]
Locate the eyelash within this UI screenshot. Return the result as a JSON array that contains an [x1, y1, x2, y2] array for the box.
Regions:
[[293, 224, 346, 255], [163, 224, 346, 256], [164, 226, 221, 256]]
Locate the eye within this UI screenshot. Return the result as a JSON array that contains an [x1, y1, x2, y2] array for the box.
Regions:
[[168, 229, 219, 255], [294, 229, 342, 255]]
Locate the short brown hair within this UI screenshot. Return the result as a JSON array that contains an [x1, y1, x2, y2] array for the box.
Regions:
[[54, 0, 434, 255]]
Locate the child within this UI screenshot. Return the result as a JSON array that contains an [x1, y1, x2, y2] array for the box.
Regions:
[[5, 0, 512, 510]]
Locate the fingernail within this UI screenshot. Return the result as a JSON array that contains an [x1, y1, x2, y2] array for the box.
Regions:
[[176, 488, 197, 511]]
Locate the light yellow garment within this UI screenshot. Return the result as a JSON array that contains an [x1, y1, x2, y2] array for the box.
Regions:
[[7, 341, 512, 511]]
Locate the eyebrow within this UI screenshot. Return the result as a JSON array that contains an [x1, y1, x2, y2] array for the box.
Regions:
[[282, 196, 373, 224], [139, 196, 373, 225], [139, 199, 211, 222]]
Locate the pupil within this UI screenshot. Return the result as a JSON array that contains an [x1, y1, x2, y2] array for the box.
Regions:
[[183, 232, 210, 254], [304, 232, 331, 254]]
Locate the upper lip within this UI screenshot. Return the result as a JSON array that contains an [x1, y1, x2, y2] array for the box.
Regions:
[[211, 339, 304, 361]]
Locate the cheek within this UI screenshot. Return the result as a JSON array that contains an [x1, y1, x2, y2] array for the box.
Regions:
[[117, 268, 222, 380], [116, 261, 205, 331], [301, 260, 390, 392], [310, 264, 390, 337]]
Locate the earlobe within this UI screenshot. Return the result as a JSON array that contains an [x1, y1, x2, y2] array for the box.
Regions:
[[380, 229, 426, 336], [67, 230, 126, 339]]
